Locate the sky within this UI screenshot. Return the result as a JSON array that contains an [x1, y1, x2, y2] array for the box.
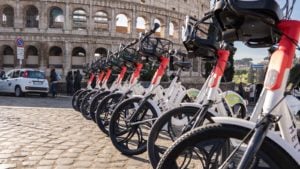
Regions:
[[234, 1, 300, 63]]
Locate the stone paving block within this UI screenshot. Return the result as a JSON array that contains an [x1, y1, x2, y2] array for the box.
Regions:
[[39, 160, 55, 166], [56, 158, 74, 165], [73, 161, 92, 168], [44, 154, 60, 160], [0, 163, 17, 169]]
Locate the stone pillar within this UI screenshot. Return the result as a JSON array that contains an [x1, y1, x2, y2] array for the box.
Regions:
[[88, 1, 93, 34], [39, 1, 47, 30], [164, 16, 170, 39], [64, 41, 71, 75], [64, 2, 71, 32], [131, 7, 136, 38], [15, 0, 23, 29], [39, 42, 48, 70], [86, 42, 93, 63], [110, 9, 116, 36]]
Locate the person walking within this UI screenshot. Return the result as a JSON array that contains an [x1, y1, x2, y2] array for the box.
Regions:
[[66, 71, 74, 95], [74, 70, 82, 92], [50, 67, 58, 97]]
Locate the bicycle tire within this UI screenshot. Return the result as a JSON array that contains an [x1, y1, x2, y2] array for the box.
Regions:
[[157, 123, 299, 169], [72, 89, 85, 111], [75, 90, 91, 112], [89, 90, 111, 122], [148, 106, 213, 168], [80, 90, 98, 120], [96, 93, 123, 135], [109, 97, 158, 155]]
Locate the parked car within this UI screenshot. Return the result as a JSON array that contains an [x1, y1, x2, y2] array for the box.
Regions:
[[0, 69, 49, 97]]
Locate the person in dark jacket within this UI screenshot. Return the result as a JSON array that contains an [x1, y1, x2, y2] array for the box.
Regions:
[[66, 71, 74, 95], [50, 67, 58, 97], [74, 70, 82, 92]]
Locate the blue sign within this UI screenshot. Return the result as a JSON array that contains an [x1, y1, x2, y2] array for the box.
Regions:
[[16, 38, 24, 47], [251, 64, 264, 69]]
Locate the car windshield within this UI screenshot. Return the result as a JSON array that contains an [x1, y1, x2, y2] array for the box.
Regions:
[[27, 71, 45, 79]]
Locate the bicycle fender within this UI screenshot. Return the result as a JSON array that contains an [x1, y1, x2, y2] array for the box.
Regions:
[[145, 99, 161, 116], [212, 117, 300, 164]]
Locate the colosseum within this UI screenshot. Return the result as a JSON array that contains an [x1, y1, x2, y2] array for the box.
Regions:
[[0, 0, 209, 78]]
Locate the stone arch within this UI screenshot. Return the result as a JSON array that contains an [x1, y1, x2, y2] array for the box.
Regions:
[[136, 16, 146, 33], [94, 11, 109, 30], [1, 5, 14, 27], [94, 47, 107, 58], [154, 18, 164, 37], [25, 5, 39, 28], [1, 45, 14, 67], [25, 45, 39, 68], [72, 47, 86, 68], [49, 46, 63, 68], [169, 21, 180, 39], [49, 6, 64, 28], [72, 8, 87, 30], [116, 13, 130, 34]]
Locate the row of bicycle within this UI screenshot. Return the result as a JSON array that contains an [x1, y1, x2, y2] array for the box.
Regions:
[[72, 0, 300, 168]]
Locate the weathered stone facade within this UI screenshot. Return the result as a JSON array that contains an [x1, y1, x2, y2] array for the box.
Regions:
[[0, 0, 209, 78]]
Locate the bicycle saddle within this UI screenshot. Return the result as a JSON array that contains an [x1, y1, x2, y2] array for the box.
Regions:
[[173, 61, 192, 70]]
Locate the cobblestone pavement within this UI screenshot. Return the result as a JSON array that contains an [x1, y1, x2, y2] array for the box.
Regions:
[[0, 95, 299, 169], [0, 95, 150, 169]]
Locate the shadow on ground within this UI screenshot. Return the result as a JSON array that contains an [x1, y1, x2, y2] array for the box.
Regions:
[[0, 94, 72, 109]]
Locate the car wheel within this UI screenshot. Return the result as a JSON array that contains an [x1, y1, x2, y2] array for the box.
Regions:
[[15, 86, 23, 97], [40, 93, 48, 97]]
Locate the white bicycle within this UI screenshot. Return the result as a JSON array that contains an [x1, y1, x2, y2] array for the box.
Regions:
[[157, 0, 300, 168]]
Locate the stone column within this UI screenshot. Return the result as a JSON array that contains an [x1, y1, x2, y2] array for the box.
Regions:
[[39, 42, 48, 71], [164, 16, 170, 39], [64, 2, 71, 32], [131, 7, 136, 38], [64, 41, 71, 75], [15, 0, 23, 29], [39, 1, 47, 31], [88, 1, 93, 34], [110, 8, 116, 36]]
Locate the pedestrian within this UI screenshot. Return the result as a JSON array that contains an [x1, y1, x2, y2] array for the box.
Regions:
[[66, 71, 74, 95], [255, 83, 263, 102], [50, 67, 58, 97], [238, 82, 245, 98], [249, 83, 256, 103], [0, 68, 5, 79], [74, 70, 82, 92]]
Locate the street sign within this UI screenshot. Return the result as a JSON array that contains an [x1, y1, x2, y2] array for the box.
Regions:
[[16, 37, 24, 47], [17, 47, 24, 60]]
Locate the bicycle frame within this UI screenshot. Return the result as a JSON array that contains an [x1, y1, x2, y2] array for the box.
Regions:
[[213, 20, 300, 165]]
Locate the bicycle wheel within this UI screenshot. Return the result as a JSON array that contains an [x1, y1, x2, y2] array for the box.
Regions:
[[75, 90, 91, 112], [89, 91, 111, 122], [157, 124, 298, 169], [80, 90, 98, 120], [72, 89, 85, 111], [96, 93, 123, 135], [109, 97, 158, 155], [147, 106, 215, 168]]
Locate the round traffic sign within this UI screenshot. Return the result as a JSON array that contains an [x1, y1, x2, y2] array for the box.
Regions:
[[16, 38, 24, 47]]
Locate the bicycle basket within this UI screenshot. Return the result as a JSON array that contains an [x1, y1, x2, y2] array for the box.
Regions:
[[183, 16, 219, 60], [214, 0, 283, 47], [140, 37, 173, 58]]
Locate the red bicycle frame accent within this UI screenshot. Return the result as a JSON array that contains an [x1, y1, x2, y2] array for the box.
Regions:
[[102, 69, 112, 84], [209, 50, 230, 88], [116, 66, 127, 84], [151, 56, 170, 85], [265, 20, 300, 90], [130, 63, 143, 84], [87, 73, 95, 86], [96, 71, 105, 84]]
